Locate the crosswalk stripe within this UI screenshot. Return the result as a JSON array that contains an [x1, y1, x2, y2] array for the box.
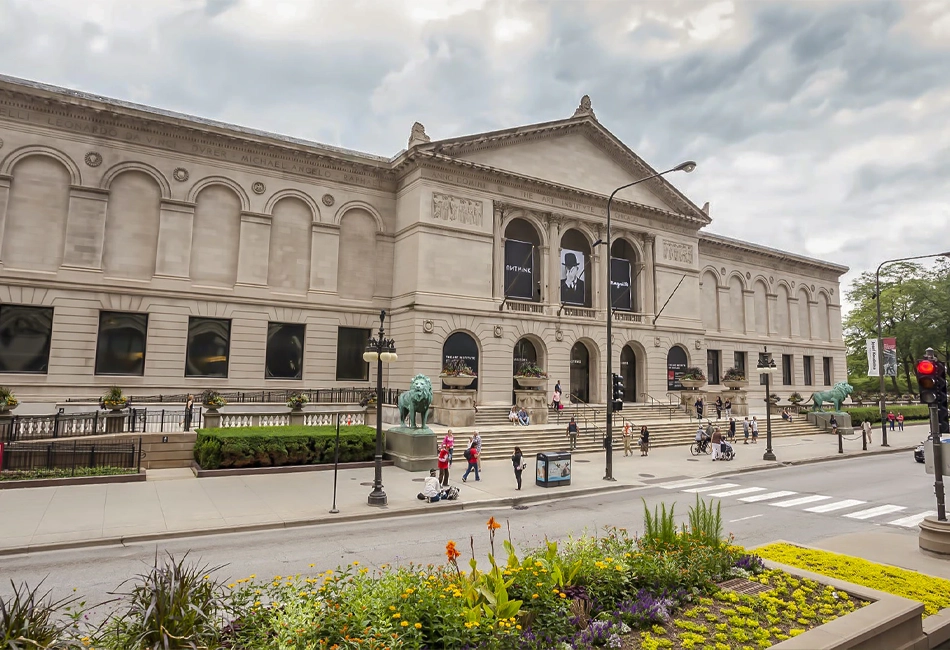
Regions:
[[844, 505, 906, 520], [707, 487, 767, 498], [804, 499, 866, 513], [771, 495, 832, 508], [738, 491, 798, 503], [656, 479, 711, 490], [683, 483, 740, 493], [888, 512, 938, 528]]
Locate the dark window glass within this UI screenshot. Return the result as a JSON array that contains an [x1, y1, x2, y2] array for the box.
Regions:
[[185, 317, 231, 378], [782, 354, 793, 386], [443, 331, 480, 391], [336, 327, 370, 381], [0, 305, 54, 373], [823, 356, 833, 386], [707, 350, 721, 385], [667, 345, 688, 391], [95, 311, 147, 376], [266, 322, 305, 380], [733, 351, 746, 377], [803, 356, 813, 386]]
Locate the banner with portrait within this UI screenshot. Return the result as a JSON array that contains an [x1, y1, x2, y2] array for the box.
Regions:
[[504, 239, 535, 300], [867, 338, 898, 377], [610, 258, 632, 311], [560, 249, 587, 306]]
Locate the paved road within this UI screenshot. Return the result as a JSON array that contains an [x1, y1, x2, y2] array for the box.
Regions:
[[0, 452, 937, 620]]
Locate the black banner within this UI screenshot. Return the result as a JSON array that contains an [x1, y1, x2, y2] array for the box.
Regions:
[[610, 258, 632, 311], [667, 346, 688, 391], [504, 240, 535, 300]]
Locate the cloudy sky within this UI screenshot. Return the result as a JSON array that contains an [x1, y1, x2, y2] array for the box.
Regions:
[[1, 0, 948, 303]]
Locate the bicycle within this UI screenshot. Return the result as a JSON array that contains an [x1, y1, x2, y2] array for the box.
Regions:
[[690, 439, 711, 456]]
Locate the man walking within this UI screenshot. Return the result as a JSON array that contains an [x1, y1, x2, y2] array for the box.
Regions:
[[711, 427, 723, 461], [472, 430, 483, 471], [622, 421, 632, 457], [461, 442, 480, 482], [862, 419, 872, 446], [566, 417, 579, 451], [750, 416, 759, 443], [742, 417, 750, 444]]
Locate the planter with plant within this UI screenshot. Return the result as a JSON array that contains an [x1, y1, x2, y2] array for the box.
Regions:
[[100, 386, 129, 411], [440, 359, 477, 388], [514, 362, 548, 389], [721, 367, 746, 389], [286, 392, 309, 411], [679, 367, 707, 389], [201, 389, 227, 412], [0, 386, 18, 413]]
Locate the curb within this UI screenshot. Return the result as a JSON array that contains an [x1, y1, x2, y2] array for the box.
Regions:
[[707, 444, 916, 478], [0, 483, 636, 558]]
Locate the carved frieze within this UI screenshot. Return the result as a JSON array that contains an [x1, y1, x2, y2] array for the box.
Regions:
[[662, 241, 694, 265], [431, 192, 483, 227]]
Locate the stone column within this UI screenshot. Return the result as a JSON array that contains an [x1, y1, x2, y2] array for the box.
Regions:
[[236, 212, 272, 285], [62, 186, 110, 269], [643, 234, 657, 314], [547, 214, 561, 308], [309, 222, 339, 292], [154, 200, 195, 278], [0, 175, 10, 264], [592, 224, 605, 312], [743, 290, 755, 335], [789, 296, 801, 338], [808, 299, 820, 340], [539, 245, 550, 304], [492, 205, 504, 299], [766, 293, 778, 336], [717, 286, 731, 331]]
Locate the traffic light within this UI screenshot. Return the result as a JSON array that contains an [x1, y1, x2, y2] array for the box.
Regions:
[[612, 373, 624, 412], [936, 360, 949, 434], [916, 358, 949, 434]]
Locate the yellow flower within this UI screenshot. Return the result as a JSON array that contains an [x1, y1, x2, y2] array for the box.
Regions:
[[532, 594, 539, 599], [393, 613, 401, 619], [400, 621, 409, 627], [414, 622, 422, 629]]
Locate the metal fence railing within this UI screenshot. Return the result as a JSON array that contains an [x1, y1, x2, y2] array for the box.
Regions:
[[0, 408, 204, 443], [64, 387, 401, 406], [0, 438, 141, 473]]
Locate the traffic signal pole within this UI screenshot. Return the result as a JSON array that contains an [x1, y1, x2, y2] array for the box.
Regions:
[[918, 348, 948, 522], [929, 403, 946, 521]]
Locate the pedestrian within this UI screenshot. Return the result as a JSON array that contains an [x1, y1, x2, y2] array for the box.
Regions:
[[742, 417, 750, 444], [887, 411, 896, 431], [437, 444, 450, 486], [552, 388, 561, 411], [443, 430, 455, 466], [183, 394, 195, 431], [729, 417, 736, 442], [622, 421, 632, 457], [695, 397, 704, 419], [724, 398, 732, 420], [461, 442, 480, 482], [554, 380, 562, 404], [418, 469, 443, 502], [711, 426, 723, 460], [750, 416, 759, 443], [830, 414, 838, 437], [639, 425, 650, 457], [897, 412, 904, 431], [472, 431, 483, 471], [566, 416, 578, 450], [715, 396, 723, 420], [511, 446, 525, 490], [862, 419, 872, 445], [518, 407, 530, 426]]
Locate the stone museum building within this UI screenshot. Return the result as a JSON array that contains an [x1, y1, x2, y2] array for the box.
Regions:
[[0, 74, 847, 407]]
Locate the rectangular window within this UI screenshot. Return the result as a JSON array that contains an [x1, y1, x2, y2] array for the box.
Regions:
[[265, 323, 305, 380], [185, 317, 231, 378], [95, 312, 148, 376], [782, 354, 793, 386], [803, 356, 814, 386], [733, 351, 746, 378], [0, 305, 54, 373], [336, 327, 370, 381], [823, 356, 833, 386], [706, 349, 721, 385]]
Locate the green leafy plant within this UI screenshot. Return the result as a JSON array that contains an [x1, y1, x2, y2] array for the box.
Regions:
[[789, 392, 804, 404], [0, 580, 82, 648], [101, 385, 128, 410], [680, 368, 706, 381], [193, 425, 377, 469], [722, 368, 745, 382], [0, 386, 18, 411], [0, 466, 136, 481], [642, 499, 678, 548], [285, 392, 309, 410], [686, 495, 723, 548], [844, 405, 929, 424], [440, 359, 477, 377], [514, 362, 548, 378], [200, 389, 226, 409]]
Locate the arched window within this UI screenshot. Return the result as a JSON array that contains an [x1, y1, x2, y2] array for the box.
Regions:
[[191, 185, 241, 286], [103, 171, 161, 280], [559, 229, 592, 307], [504, 218, 542, 302], [570, 341, 591, 403], [700, 271, 719, 331], [442, 332, 479, 390], [667, 345, 689, 390], [2, 155, 70, 271], [609, 239, 639, 312]]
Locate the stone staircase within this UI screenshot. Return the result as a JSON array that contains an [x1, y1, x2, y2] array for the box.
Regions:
[[139, 432, 197, 469]]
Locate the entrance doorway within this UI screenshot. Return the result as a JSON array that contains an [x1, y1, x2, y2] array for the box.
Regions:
[[570, 342, 590, 404], [667, 345, 688, 390], [512, 338, 539, 403], [620, 345, 637, 402]]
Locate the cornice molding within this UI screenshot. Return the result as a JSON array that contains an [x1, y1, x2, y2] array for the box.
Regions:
[[699, 232, 848, 278]]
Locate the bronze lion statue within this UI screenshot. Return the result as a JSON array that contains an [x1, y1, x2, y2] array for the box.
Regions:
[[398, 374, 433, 428], [809, 382, 854, 412]]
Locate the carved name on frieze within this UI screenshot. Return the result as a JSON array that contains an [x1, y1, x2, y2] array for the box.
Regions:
[[431, 192, 483, 227], [662, 241, 694, 264]]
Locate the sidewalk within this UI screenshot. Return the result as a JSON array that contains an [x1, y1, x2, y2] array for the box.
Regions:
[[0, 426, 926, 555]]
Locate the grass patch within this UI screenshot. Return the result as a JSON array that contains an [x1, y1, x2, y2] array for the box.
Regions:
[[756, 542, 950, 617], [843, 405, 929, 424], [0, 466, 137, 482], [193, 425, 377, 470]]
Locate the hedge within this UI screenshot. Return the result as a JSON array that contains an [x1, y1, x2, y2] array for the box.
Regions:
[[843, 405, 929, 424], [193, 425, 377, 470]]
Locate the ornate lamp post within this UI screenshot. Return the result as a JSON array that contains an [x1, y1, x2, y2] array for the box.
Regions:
[[874, 252, 950, 448], [602, 160, 696, 481], [363, 310, 397, 507], [757, 347, 777, 461]]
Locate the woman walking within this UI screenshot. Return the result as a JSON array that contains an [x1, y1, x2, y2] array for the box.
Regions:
[[437, 443, 450, 486], [639, 425, 650, 457], [462, 442, 480, 482], [511, 446, 525, 490], [443, 430, 455, 466]]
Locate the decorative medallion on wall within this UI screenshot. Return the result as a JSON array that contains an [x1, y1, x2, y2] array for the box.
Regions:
[[251, 181, 266, 195], [322, 193, 335, 207], [791, 281, 796, 287], [746, 272, 751, 280], [493, 325, 503, 338], [654, 337, 661, 347], [695, 340, 702, 350], [422, 319, 434, 334], [769, 276, 774, 283], [720, 267, 726, 275], [173, 168, 189, 182], [84, 152, 102, 167], [830, 288, 834, 295], [811, 284, 815, 291], [0, 137, 4, 150], [555, 329, 563, 342]]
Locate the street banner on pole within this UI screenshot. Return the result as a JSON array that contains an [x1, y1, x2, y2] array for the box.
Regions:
[[867, 338, 879, 377], [882, 337, 897, 377]]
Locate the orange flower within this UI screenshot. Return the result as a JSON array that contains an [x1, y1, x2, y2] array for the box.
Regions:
[[445, 540, 461, 562], [487, 517, 501, 531]]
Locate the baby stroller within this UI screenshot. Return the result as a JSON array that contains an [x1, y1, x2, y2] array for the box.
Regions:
[[719, 440, 735, 461]]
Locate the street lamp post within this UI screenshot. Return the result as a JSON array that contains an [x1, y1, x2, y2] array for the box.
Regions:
[[603, 160, 696, 481], [757, 347, 777, 461], [875, 252, 950, 448], [363, 310, 397, 507]]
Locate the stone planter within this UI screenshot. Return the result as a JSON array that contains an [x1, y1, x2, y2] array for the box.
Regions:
[[0, 403, 17, 414], [680, 378, 706, 390], [721, 379, 747, 390], [440, 375, 476, 388], [513, 376, 546, 389]]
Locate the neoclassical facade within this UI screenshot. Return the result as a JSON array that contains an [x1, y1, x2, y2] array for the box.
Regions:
[[0, 75, 847, 404]]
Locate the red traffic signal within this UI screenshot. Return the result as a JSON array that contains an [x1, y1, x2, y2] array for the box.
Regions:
[[917, 359, 937, 375]]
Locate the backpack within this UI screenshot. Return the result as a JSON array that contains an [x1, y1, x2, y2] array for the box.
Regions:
[[463, 448, 473, 462], [445, 486, 460, 500]]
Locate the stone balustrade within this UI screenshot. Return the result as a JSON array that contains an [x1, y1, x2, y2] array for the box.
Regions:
[[202, 408, 367, 429]]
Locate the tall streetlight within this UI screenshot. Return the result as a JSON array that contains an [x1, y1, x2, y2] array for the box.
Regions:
[[363, 310, 397, 507], [603, 160, 697, 481], [757, 347, 777, 461], [875, 252, 950, 447]]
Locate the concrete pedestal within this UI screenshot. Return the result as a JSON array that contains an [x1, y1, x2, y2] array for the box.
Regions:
[[385, 425, 437, 471], [289, 410, 305, 426], [806, 411, 852, 433], [432, 390, 476, 428], [203, 411, 221, 428], [105, 412, 126, 433], [919, 516, 950, 556], [720, 389, 749, 417], [0, 413, 13, 441], [514, 390, 548, 425]]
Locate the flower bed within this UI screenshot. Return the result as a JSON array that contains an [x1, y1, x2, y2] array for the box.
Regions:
[[0, 466, 137, 481], [193, 425, 376, 469], [757, 542, 950, 618]]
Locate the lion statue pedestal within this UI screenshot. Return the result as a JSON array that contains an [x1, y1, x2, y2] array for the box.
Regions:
[[805, 382, 854, 434], [386, 374, 438, 472]]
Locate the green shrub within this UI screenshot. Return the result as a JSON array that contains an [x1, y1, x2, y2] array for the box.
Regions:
[[193, 425, 377, 469], [0, 580, 82, 648], [844, 405, 929, 424]]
